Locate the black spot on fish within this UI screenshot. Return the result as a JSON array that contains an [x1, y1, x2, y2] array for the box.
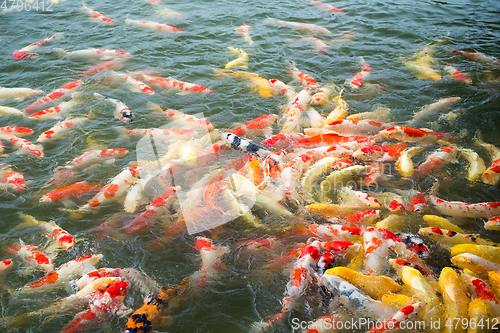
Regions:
[[470, 235, 477, 242], [448, 231, 457, 237], [127, 313, 153, 333]]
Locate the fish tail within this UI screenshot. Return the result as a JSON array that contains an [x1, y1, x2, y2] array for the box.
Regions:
[[53, 48, 67, 58], [17, 213, 40, 229]]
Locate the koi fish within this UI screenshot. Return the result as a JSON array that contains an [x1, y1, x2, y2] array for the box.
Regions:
[[419, 227, 495, 246], [12, 33, 64, 60], [155, 6, 181, 18], [134, 73, 212, 94], [94, 93, 134, 123], [58, 148, 129, 174], [409, 96, 461, 125], [368, 302, 424, 333], [235, 23, 253, 46], [349, 57, 371, 89], [281, 87, 312, 132], [18, 214, 75, 251], [459, 147, 486, 182], [414, 145, 458, 177], [265, 17, 331, 34], [422, 214, 464, 233], [213, 68, 273, 98], [24, 80, 81, 113], [223, 132, 271, 158], [55, 48, 129, 61], [268, 78, 296, 100], [473, 133, 500, 186], [0, 166, 26, 191], [344, 209, 380, 226], [484, 216, 500, 231], [400, 36, 448, 81], [319, 165, 370, 201], [307, 0, 345, 14], [61, 280, 129, 333], [80, 58, 127, 77], [0, 105, 25, 116], [125, 15, 181, 33], [461, 272, 500, 313], [389, 258, 434, 277], [37, 117, 87, 143], [290, 36, 329, 53], [443, 64, 472, 84], [155, 105, 214, 131], [449, 49, 500, 68], [347, 104, 391, 122], [0, 259, 13, 275], [225, 47, 248, 69], [82, 3, 115, 25], [40, 181, 102, 204], [450, 244, 500, 265], [28, 100, 78, 121], [107, 71, 155, 95], [0, 86, 44, 100], [438, 267, 469, 331], [325, 119, 387, 135], [400, 266, 441, 319], [379, 126, 451, 143], [288, 63, 319, 87], [6, 136, 44, 157], [451, 253, 500, 275], [0, 126, 34, 137], [227, 114, 277, 138], [363, 227, 389, 275], [7, 240, 53, 273]]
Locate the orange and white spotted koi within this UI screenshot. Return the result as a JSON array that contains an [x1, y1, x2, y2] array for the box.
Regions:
[[227, 114, 277, 138], [0, 259, 13, 274], [94, 93, 134, 123], [24, 80, 81, 113], [235, 23, 254, 46], [134, 73, 212, 94], [0, 167, 26, 191], [338, 187, 382, 208], [297, 224, 361, 241], [367, 302, 424, 333], [363, 227, 389, 275], [484, 216, 500, 231], [78, 165, 141, 213], [125, 16, 181, 33], [281, 88, 311, 132], [7, 136, 44, 157], [473, 133, 500, 186], [266, 17, 331, 34], [461, 272, 500, 312], [0, 86, 44, 100], [12, 33, 64, 61], [7, 240, 53, 273], [122, 187, 179, 234], [0, 126, 34, 137], [324, 119, 387, 135], [306, 0, 345, 14], [428, 184, 500, 218], [450, 49, 500, 68], [158, 106, 214, 131], [288, 63, 320, 87], [379, 126, 451, 143], [62, 148, 129, 174], [37, 117, 87, 143], [55, 48, 129, 61], [262, 132, 307, 150], [28, 100, 78, 121], [108, 71, 155, 95], [80, 58, 127, 77], [414, 145, 458, 177], [443, 64, 472, 84], [61, 280, 129, 333], [349, 57, 371, 89], [268, 79, 296, 100], [344, 209, 380, 226], [82, 3, 115, 25], [18, 214, 75, 251], [75, 268, 123, 289]]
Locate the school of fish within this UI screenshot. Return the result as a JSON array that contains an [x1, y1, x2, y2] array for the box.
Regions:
[[1, 0, 500, 332]]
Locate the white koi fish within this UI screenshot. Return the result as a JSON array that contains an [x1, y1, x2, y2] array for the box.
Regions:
[[55, 48, 129, 61], [0, 87, 44, 101], [125, 15, 181, 33], [37, 117, 87, 142], [94, 93, 134, 123], [0, 105, 25, 116], [134, 73, 212, 94], [6, 136, 44, 157], [409, 96, 461, 125], [12, 33, 64, 60], [24, 80, 81, 113], [107, 71, 155, 95], [82, 3, 115, 25], [363, 227, 389, 275], [155, 6, 181, 18], [266, 17, 331, 34], [235, 23, 253, 46]]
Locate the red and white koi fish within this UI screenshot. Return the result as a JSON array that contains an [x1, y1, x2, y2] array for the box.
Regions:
[[227, 114, 277, 138], [443, 64, 472, 84], [82, 3, 115, 25], [484, 216, 500, 231], [349, 57, 371, 89], [414, 145, 458, 176], [307, 0, 345, 14], [409, 96, 461, 125], [368, 302, 424, 333], [262, 132, 307, 149], [40, 181, 102, 204], [18, 214, 74, 251], [94, 93, 134, 123], [363, 227, 389, 275], [24, 254, 102, 290], [55, 48, 129, 61], [379, 229, 424, 265], [266, 17, 331, 34], [12, 33, 64, 60], [317, 252, 335, 274], [37, 117, 87, 143], [0, 87, 44, 101], [61, 280, 129, 333], [118, 127, 196, 141], [28, 100, 78, 121], [291, 37, 328, 53], [281, 88, 312, 132], [235, 23, 253, 46], [0, 105, 25, 116], [268, 79, 296, 100], [7, 240, 53, 273], [288, 63, 319, 87], [78, 165, 140, 213], [61, 148, 129, 173], [57, 277, 122, 312], [24, 80, 81, 113], [0, 167, 26, 191], [450, 49, 500, 68], [378, 126, 451, 143], [155, 6, 181, 18], [191, 237, 229, 287], [397, 233, 429, 257], [159, 106, 214, 131], [324, 119, 387, 135], [338, 187, 381, 208], [7, 136, 44, 157], [473, 133, 500, 186], [344, 209, 380, 226], [389, 259, 433, 277], [75, 268, 123, 289], [0, 259, 13, 274], [125, 15, 181, 33], [108, 71, 155, 95], [298, 224, 361, 242], [122, 186, 178, 234], [80, 58, 127, 77], [134, 73, 212, 94], [0, 126, 34, 137], [461, 272, 500, 312]]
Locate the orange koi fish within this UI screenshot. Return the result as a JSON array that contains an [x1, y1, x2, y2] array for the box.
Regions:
[[227, 114, 277, 138], [307, 0, 345, 14], [288, 63, 320, 87], [379, 126, 451, 143], [82, 3, 115, 25], [349, 57, 371, 89], [12, 33, 64, 60], [0, 86, 44, 100]]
